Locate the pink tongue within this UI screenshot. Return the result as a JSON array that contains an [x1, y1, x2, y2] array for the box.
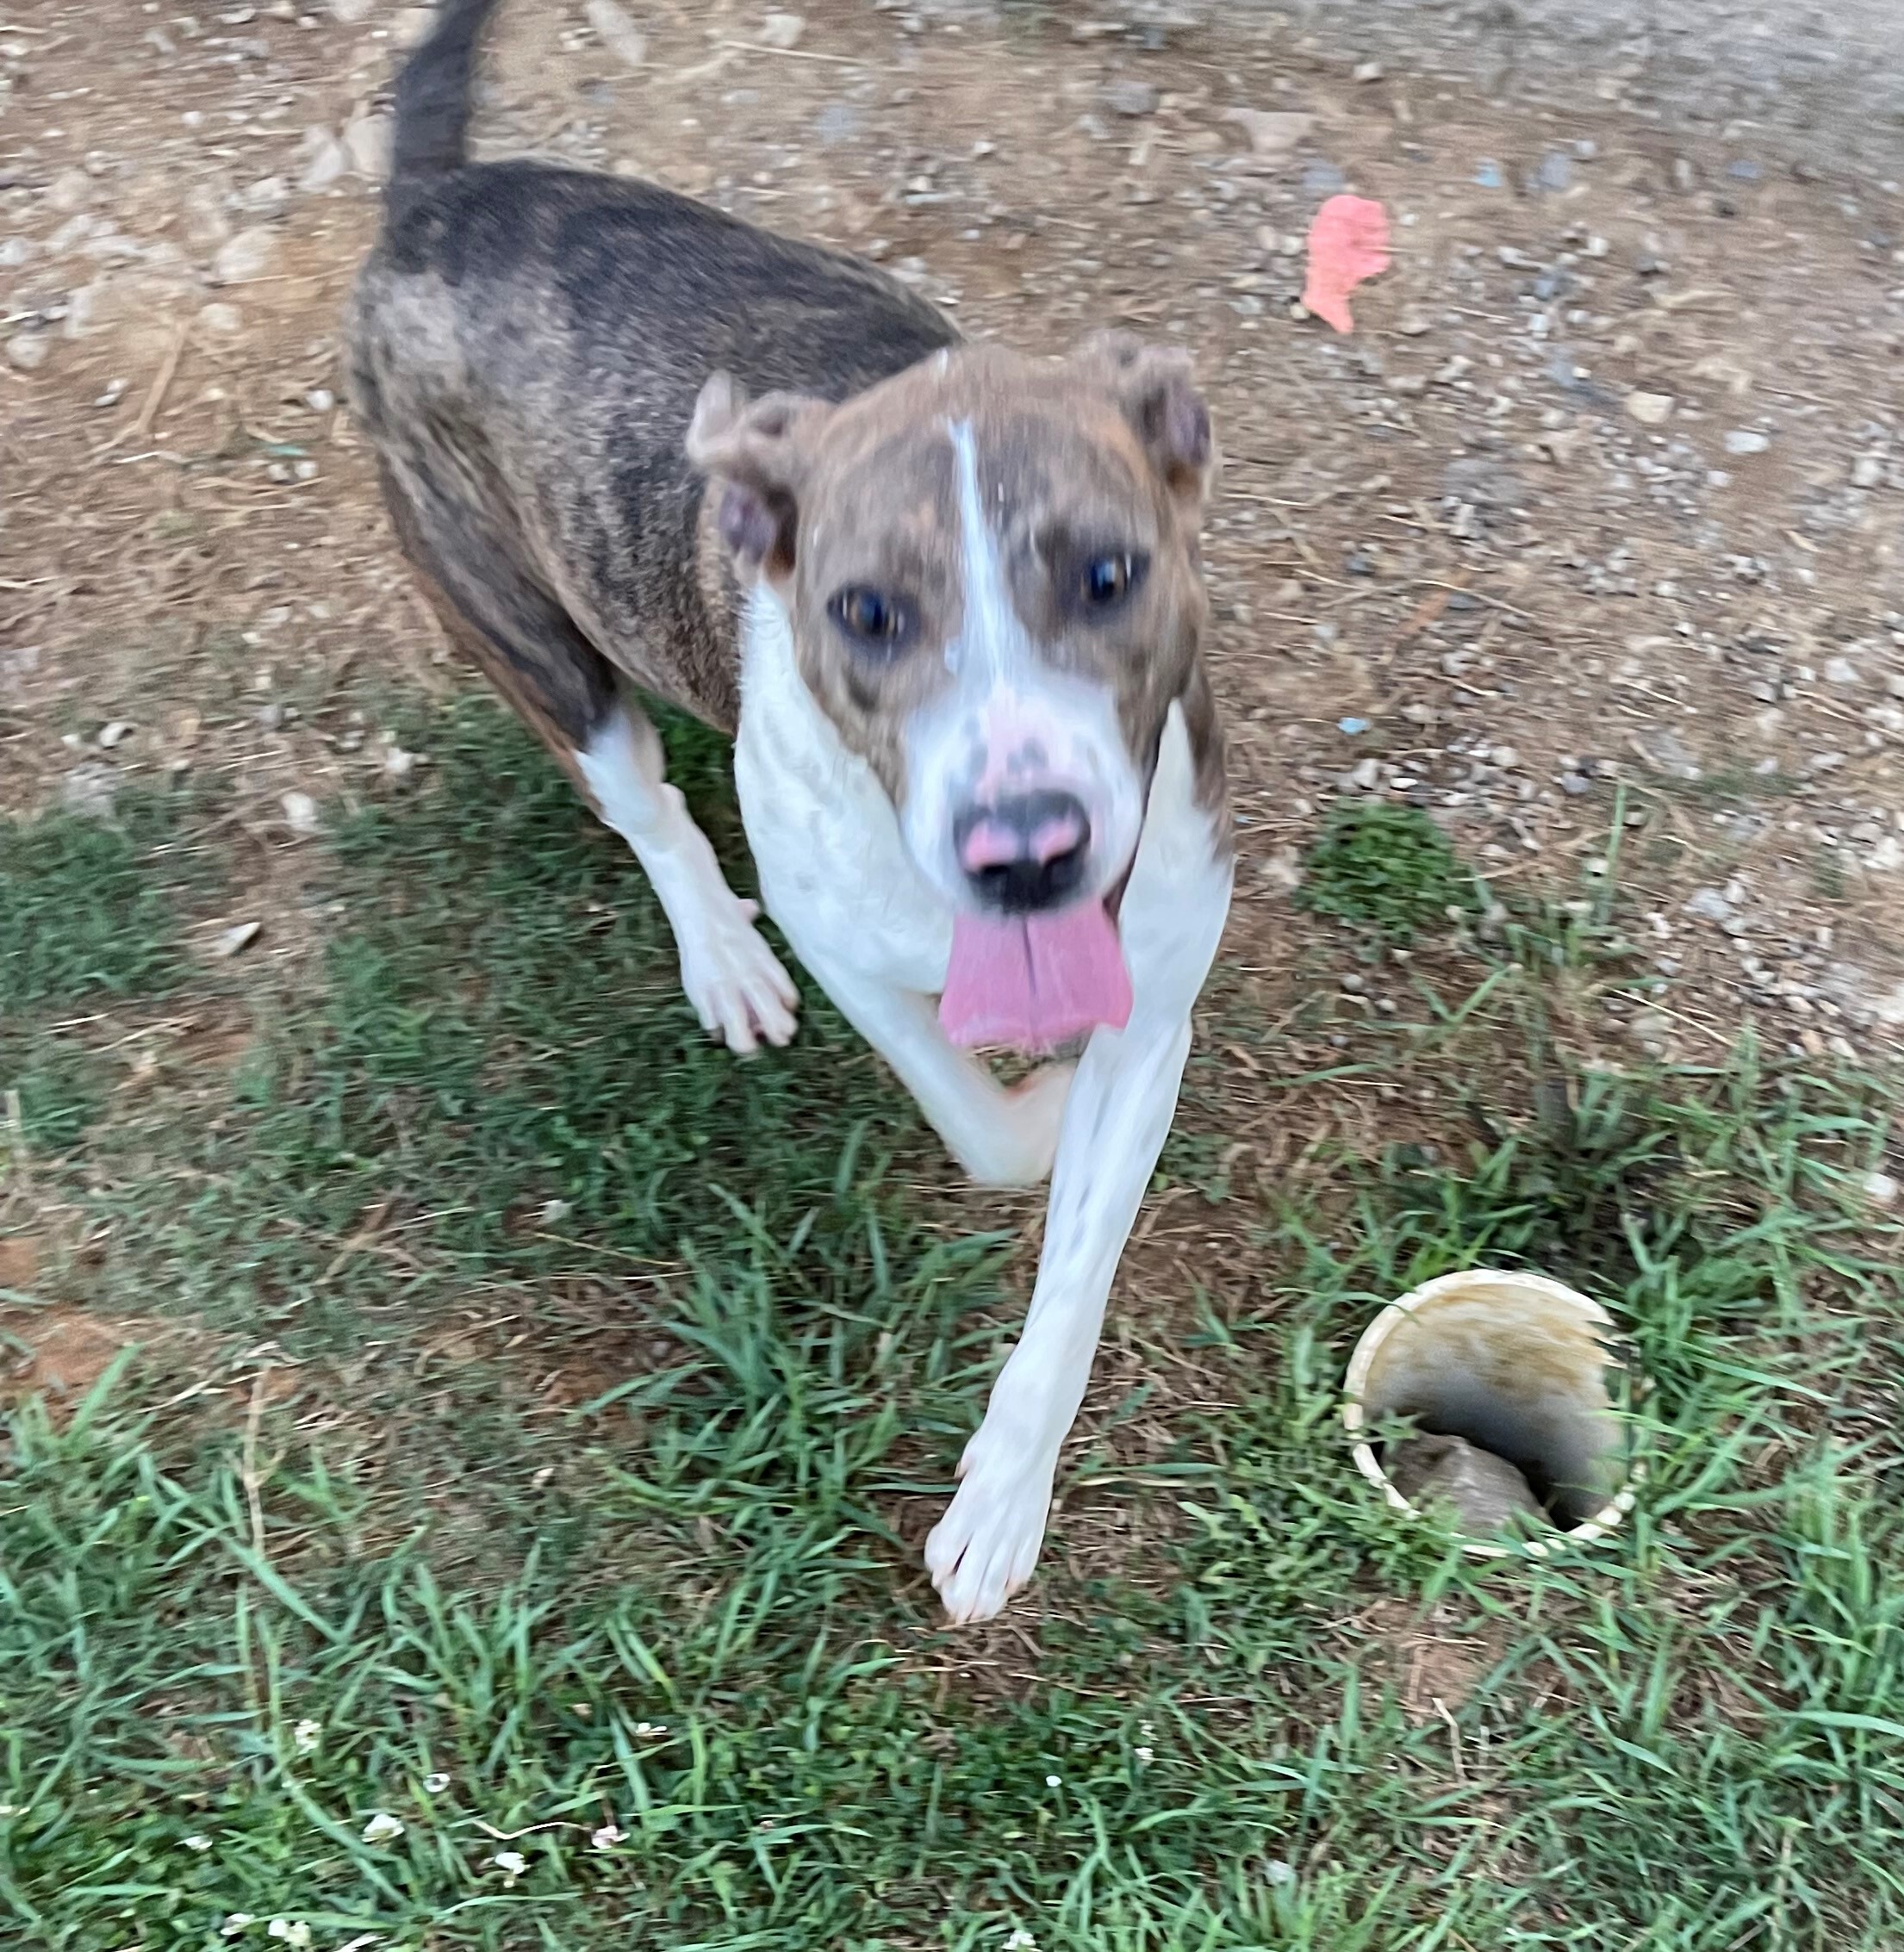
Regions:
[[939, 903, 1134, 1053]]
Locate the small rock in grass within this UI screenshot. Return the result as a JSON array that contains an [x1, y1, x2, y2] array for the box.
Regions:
[[1388, 1433, 1545, 1533], [1626, 390, 1674, 426], [4, 330, 49, 370], [757, 9, 805, 49], [1684, 886, 1736, 926], [1864, 1171, 1899, 1209], [1723, 428, 1770, 456], [1851, 454, 1885, 488], [281, 790, 320, 836], [213, 920, 262, 959], [61, 764, 119, 819]]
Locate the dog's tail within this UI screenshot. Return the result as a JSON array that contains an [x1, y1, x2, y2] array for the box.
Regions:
[[390, 0, 507, 183]]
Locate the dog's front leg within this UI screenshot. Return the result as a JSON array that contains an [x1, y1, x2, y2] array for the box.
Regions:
[[924, 711, 1232, 1625], [922, 1009, 1195, 1621]]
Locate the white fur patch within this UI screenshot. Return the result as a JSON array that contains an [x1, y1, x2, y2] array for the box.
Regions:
[[925, 702, 1231, 1621], [735, 587, 953, 993], [578, 704, 798, 1054], [898, 420, 1144, 909]]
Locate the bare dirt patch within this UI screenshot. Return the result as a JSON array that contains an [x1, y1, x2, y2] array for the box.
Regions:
[[0, 1301, 139, 1411], [6, 1, 1902, 1112]]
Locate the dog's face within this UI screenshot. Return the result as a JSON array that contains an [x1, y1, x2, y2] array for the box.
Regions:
[[689, 337, 1215, 923]]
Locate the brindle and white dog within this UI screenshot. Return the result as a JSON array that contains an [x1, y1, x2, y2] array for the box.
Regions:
[[348, 0, 1232, 1622]]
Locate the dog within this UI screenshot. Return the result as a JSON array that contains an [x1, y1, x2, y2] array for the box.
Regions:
[[346, 0, 1233, 1623]]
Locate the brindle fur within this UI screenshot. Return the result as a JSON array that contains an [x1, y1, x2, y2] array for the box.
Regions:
[[347, 0, 1226, 825], [350, 47, 955, 743]]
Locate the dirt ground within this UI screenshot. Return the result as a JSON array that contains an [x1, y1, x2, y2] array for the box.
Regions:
[[4, 0, 1904, 1067]]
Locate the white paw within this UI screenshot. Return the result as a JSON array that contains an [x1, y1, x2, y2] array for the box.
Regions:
[[924, 1438, 1056, 1625], [951, 1061, 1076, 1189], [677, 896, 800, 1055]]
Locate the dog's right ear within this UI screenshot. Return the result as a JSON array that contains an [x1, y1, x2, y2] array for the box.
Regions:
[[687, 374, 833, 585]]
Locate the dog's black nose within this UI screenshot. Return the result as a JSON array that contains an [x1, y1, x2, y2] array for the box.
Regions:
[[955, 790, 1092, 914]]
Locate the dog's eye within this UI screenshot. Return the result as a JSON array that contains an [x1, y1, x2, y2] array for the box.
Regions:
[[1078, 552, 1144, 610], [829, 585, 912, 654]]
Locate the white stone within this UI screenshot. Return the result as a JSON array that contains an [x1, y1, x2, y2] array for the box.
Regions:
[[47, 165, 92, 212], [214, 226, 279, 283], [343, 113, 393, 181], [299, 137, 349, 194], [586, 0, 649, 65]]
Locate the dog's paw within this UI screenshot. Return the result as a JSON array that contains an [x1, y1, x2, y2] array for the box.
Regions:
[[924, 1438, 1056, 1625], [678, 896, 800, 1055], [950, 1061, 1075, 1188]]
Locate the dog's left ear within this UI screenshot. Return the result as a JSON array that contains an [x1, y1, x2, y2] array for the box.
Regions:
[[1073, 330, 1216, 507], [687, 373, 834, 584]]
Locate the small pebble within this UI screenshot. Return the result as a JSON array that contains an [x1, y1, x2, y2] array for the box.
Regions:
[[757, 9, 805, 49], [213, 920, 262, 959], [62, 765, 119, 819], [214, 226, 279, 284], [585, 0, 649, 66], [1103, 78, 1160, 117]]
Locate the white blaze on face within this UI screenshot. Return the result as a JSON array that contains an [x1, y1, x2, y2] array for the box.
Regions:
[[900, 420, 1145, 909]]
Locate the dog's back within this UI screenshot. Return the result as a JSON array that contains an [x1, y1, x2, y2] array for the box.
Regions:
[[348, 0, 957, 732]]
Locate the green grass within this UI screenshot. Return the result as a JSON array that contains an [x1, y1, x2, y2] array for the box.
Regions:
[[2, 782, 219, 1155], [3, 695, 1901, 1949], [0, 786, 212, 1012], [1293, 803, 1481, 944]]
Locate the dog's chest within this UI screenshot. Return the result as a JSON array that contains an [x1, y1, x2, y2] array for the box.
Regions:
[[734, 591, 953, 992]]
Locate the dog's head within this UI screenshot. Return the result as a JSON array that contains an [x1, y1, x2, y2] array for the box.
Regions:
[[689, 336, 1216, 1030]]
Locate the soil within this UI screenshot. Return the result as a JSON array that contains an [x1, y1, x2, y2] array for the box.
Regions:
[[5, 0, 1904, 1073]]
